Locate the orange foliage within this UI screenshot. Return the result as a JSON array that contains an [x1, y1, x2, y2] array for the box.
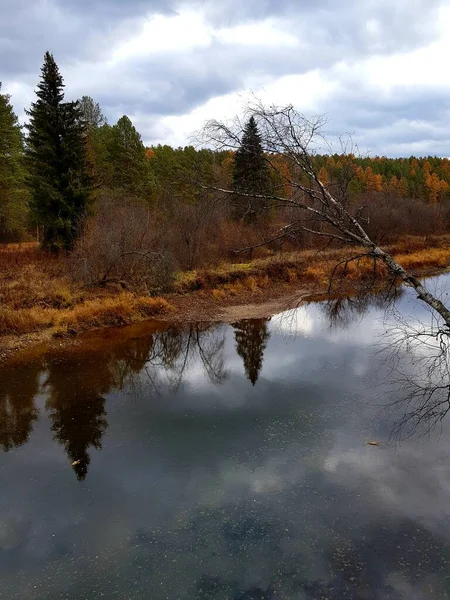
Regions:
[[364, 167, 383, 192], [318, 166, 329, 187]]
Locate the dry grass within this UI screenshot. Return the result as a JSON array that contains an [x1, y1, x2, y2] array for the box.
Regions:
[[0, 295, 172, 336], [190, 236, 450, 299], [1, 235, 450, 339], [0, 244, 173, 337], [0, 244, 77, 309]]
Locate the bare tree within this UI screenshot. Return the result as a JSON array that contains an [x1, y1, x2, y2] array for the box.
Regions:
[[197, 99, 450, 327]]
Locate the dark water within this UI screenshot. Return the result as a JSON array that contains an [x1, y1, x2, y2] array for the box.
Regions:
[[2, 277, 450, 599]]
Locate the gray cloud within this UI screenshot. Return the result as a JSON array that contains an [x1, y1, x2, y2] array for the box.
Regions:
[[1, 0, 449, 155]]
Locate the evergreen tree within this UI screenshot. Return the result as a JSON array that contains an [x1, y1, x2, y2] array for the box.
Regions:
[[107, 115, 150, 198], [0, 83, 29, 241], [233, 318, 270, 385], [25, 52, 92, 252], [232, 116, 272, 222]]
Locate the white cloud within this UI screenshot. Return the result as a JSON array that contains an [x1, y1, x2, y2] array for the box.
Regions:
[[216, 18, 298, 48], [111, 9, 213, 62]]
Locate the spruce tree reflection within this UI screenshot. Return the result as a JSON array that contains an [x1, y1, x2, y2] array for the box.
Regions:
[[43, 325, 227, 479], [233, 318, 270, 385], [44, 357, 111, 480]]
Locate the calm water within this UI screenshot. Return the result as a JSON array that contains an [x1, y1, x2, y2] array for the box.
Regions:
[[2, 277, 450, 599]]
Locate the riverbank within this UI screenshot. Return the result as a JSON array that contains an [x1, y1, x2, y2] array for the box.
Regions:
[[1, 235, 450, 361]]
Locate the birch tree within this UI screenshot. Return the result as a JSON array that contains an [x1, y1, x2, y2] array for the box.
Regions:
[[198, 99, 450, 328]]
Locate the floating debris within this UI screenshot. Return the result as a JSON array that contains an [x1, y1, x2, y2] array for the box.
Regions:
[[366, 441, 380, 447]]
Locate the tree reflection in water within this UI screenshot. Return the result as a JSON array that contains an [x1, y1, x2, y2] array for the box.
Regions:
[[380, 310, 450, 440], [320, 286, 404, 331], [0, 323, 228, 480], [4, 290, 450, 476], [232, 318, 271, 385], [321, 286, 450, 440], [0, 364, 40, 451]]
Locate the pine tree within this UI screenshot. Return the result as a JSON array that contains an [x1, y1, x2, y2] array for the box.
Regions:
[[232, 116, 272, 222], [107, 115, 150, 198], [233, 318, 270, 385], [25, 52, 91, 252], [0, 84, 29, 241]]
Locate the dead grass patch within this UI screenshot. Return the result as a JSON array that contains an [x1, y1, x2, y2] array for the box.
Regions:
[[1, 235, 449, 341]]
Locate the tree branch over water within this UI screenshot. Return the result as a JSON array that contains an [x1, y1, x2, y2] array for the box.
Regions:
[[197, 99, 450, 328]]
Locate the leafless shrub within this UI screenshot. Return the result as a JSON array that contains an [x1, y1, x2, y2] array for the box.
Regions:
[[364, 192, 446, 243], [71, 194, 176, 294], [165, 191, 226, 270]]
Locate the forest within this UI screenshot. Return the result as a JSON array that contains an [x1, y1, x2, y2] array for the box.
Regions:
[[2, 51, 450, 345]]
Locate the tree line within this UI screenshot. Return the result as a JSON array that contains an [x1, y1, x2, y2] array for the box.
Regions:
[[2, 51, 450, 252]]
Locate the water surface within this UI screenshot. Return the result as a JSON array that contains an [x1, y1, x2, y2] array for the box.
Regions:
[[2, 277, 450, 599]]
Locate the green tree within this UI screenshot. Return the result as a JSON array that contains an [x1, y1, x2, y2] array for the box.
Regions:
[[232, 116, 272, 222], [25, 52, 92, 252], [0, 83, 29, 241], [107, 115, 151, 198]]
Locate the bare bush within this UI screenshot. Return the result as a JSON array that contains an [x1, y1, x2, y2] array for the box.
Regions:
[[364, 192, 446, 243], [71, 195, 175, 294], [164, 192, 226, 270]]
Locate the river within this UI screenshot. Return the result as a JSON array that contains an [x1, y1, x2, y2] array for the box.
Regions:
[[2, 276, 450, 599]]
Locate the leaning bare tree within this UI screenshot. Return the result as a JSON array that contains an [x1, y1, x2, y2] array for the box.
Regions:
[[197, 99, 450, 328]]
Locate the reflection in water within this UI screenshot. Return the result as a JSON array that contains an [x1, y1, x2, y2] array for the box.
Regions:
[[1, 324, 227, 480], [320, 287, 404, 331], [233, 318, 271, 385], [45, 364, 109, 481], [317, 287, 450, 440], [0, 364, 40, 451], [381, 311, 450, 440], [4, 279, 450, 598]]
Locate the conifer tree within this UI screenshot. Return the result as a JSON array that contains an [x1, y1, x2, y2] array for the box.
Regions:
[[0, 84, 29, 241], [107, 115, 149, 198], [25, 52, 91, 252], [232, 116, 272, 222]]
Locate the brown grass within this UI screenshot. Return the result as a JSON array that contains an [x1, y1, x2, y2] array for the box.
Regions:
[[0, 295, 173, 336], [1, 235, 450, 340], [181, 236, 450, 299]]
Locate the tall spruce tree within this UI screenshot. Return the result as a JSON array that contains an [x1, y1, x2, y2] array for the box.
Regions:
[[25, 52, 91, 252], [232, 116, 272, 222], [0, 83, 29, 241]]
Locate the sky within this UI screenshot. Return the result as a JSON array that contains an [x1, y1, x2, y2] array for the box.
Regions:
[[2, 0, 450, 156]]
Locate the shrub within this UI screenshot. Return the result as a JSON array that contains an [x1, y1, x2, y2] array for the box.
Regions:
[[71, 195, 176, 294]]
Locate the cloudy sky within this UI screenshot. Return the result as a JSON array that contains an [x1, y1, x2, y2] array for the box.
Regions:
[[2, 0, 450, 156]]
